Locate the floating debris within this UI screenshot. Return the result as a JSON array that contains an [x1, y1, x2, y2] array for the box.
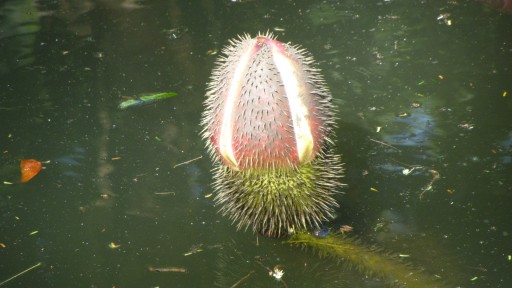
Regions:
[[148, 266, 187, 273], [184, 244, 203, 256], [153, 191, 175, 196], [0, 262, 42, 287], [396, 112, 410, 118], [162, 27, 188, 40], [118, 92, 177, 109], [411, 101, 422, 108], [108, 242, 121, 249], [269, 265, 284, 280], [369, 138, 401, 152], [229, 0, 258, 4], [20, 159, 42, 183], [391, 159, 442, 199], [436, 14, 452, 26], [339, 225, 353, 233], [173, 155, 203, 168], [229, 270, 255, 288], [458, 122, 474, 130], [419, 169, 441, 199], [402, 166, 420, 176]]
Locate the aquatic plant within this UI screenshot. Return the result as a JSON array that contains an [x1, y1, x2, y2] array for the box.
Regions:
[[201, 33, 343, 237], [287, 233, 449, 288]]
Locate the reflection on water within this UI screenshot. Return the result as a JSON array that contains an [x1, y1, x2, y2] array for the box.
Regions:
[[0, 0, 511, 287], [0, 0, 40, 74]]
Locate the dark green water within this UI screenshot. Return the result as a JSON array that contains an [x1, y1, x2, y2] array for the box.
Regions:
[[1, 0, 511, 287]]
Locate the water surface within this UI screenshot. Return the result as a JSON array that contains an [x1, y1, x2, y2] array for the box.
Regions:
[[1, 0, 511, 287]]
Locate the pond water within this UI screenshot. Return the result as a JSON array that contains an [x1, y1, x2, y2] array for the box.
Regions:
[[1, 0, 511, 287]]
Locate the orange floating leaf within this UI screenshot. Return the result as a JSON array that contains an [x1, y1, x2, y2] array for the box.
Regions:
[[20, 159, 42, 183]]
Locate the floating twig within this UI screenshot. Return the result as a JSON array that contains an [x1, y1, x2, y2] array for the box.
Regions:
[[183, 244, 203, 256], [148, 266, 187, 273], [154, 191, 175, 195], [419, 169, 440, 200], [230, 270, 255, 288], [173, 156, 203, 168], [369, 138, 401, 152], [390, 158, 422, 168], [0, 262, 42, 287]]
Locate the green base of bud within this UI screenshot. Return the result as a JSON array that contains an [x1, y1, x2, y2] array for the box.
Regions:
[[212, 148, 343, 238]]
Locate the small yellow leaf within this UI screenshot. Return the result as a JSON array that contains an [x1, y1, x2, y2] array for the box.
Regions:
[[184, 248, 203, 256], [370, 187, 379, 192], [503, 91, 507, 97], [109, 242, 121, 249], [29, 231, 39, 236]]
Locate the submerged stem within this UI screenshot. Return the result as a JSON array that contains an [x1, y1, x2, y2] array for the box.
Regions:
[[287, 233, 449, 288]]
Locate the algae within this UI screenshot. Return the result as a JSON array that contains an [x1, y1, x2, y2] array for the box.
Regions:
[[287, 233, 449, 288]]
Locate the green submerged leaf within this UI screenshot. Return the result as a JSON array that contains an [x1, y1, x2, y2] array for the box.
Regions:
[[139, 92, 177, 101], [118, 92, 177, 109]]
